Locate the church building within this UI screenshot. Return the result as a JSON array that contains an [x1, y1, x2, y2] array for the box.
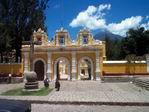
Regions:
[[22, 28, 106, 81]]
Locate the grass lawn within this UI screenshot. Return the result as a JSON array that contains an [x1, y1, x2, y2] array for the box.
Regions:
[[1, 87, 53, 96]]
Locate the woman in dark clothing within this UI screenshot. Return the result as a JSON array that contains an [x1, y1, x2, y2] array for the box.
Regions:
[[55, 79, 60, 91]]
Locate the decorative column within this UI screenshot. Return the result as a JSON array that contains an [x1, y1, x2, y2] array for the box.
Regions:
[[56, 34, 59, 46], [72, 51, 77, 80], [24, 52, 29, 72], [95, 51, 101, 80], [23, 52, 29, 81], [47, 52, 52, 80], [146, 54, 149, 73]]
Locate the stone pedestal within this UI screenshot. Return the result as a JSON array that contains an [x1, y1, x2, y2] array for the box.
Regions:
[[24, 71, 39, 91]]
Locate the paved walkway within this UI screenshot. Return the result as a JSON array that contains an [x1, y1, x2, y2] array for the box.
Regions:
[[0, 81, 149, 105], [32, 104, 149, 112]]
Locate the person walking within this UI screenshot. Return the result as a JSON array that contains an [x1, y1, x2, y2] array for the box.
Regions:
[[55, 78, 60, 91]]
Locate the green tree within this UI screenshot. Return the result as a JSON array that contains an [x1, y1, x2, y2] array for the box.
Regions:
[[0, 0, 49, 62], [120, 27, 149, 58], [105, 36, 121, 60]]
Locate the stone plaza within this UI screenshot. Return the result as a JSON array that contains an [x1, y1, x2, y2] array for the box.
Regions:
[[0, 81, 149, 111]]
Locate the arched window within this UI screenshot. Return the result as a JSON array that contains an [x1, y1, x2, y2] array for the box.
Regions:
[[82, 36, 88, 44], [59, 36, 65, 45]]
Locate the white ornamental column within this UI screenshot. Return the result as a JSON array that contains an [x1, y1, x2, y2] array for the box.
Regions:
[[146, 54, 149, 73], [95, 51, 101, 81], [24, 52, 29, 72], [56, 34, 59, 46], [47, 52, 52, 80], [23, 52, 29, 81], [72, 52, 76, 80]]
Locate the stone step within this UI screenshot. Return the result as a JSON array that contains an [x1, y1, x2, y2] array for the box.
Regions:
[[135, 83, 149, 87], [134, 80, 149, 84], [135, 79, 149, 82], [103, 76, 132, 82], [134, 77, 149, 90]]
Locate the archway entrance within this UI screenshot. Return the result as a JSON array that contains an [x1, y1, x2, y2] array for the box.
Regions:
[[54, 58, 70, 80], [78, 57, 93, 80], [34, 60, 44, 81]]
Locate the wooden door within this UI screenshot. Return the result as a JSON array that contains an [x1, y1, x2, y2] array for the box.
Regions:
[[34, 60, 44, 81]]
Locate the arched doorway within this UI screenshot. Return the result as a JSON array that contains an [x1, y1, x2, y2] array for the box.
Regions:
[[78, 57, 93, 80], [54, 57, 70, 80], [34, 60, 45, 81]]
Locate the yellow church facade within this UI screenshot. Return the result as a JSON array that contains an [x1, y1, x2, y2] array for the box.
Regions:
[[0, 28, 148, 81], [22, 28, 106, 81]]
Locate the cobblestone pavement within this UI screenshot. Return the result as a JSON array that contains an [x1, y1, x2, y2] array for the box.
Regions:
[[32, 104, 149, 112], [0, 83, 24, 94], [1, 81, 149, 103], [47, 81, 149, 102]]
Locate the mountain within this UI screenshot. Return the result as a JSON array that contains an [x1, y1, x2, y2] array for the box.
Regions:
[[94, 30, 124, 41]]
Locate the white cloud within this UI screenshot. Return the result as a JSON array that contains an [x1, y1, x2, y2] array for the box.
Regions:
[[141, 22, 149, 30], [69, 4, 111, 30], [98, 4, 111, 11], [69, 4, 148, 36], [107, 16, 143, 36], [146, 16, 149, 19]]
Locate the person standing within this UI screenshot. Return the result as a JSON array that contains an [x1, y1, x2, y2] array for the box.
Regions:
[[55, 78, 60, 91]]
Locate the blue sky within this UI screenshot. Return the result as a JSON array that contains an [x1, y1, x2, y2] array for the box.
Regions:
[[45, 0, 149, 40]]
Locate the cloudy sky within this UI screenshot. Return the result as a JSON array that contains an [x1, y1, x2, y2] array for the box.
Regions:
[[45, 0, 149, 40]]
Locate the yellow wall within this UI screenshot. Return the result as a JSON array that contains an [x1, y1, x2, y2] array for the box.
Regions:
[[0, 62, 147, 78], [103, 63, 147, 74], [33, 53, 47, 64], [0, 63, 23, 76]]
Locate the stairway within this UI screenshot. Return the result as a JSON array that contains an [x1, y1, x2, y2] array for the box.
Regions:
[[103, 75, 134, 82], [134, 77, 149, 90]]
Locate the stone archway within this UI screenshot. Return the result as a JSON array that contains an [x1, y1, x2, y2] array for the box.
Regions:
[[33, 59, 46, 81], [54, 57, 70, 80], [78, 57, 93, 80]]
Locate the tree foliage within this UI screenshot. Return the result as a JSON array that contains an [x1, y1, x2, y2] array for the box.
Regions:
[[104, 36, 121, 60], [120, 27, 149, 59], [102, 27, 149, 60], [0, 0, 49, 63]]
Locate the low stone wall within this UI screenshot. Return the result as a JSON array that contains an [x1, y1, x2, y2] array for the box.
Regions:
[[103, 61, 147, 76], [11, 77, 23, 83], [0, 76, 23, 84], [0, 63, 24, 83]]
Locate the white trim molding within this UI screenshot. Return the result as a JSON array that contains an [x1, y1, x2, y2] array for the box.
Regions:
[[47, 52, 52, 80], [72, 52, 76, 80], [24, 52, 29, 72], [23, 52, 29, 82], [95, 51, 101, 81]]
